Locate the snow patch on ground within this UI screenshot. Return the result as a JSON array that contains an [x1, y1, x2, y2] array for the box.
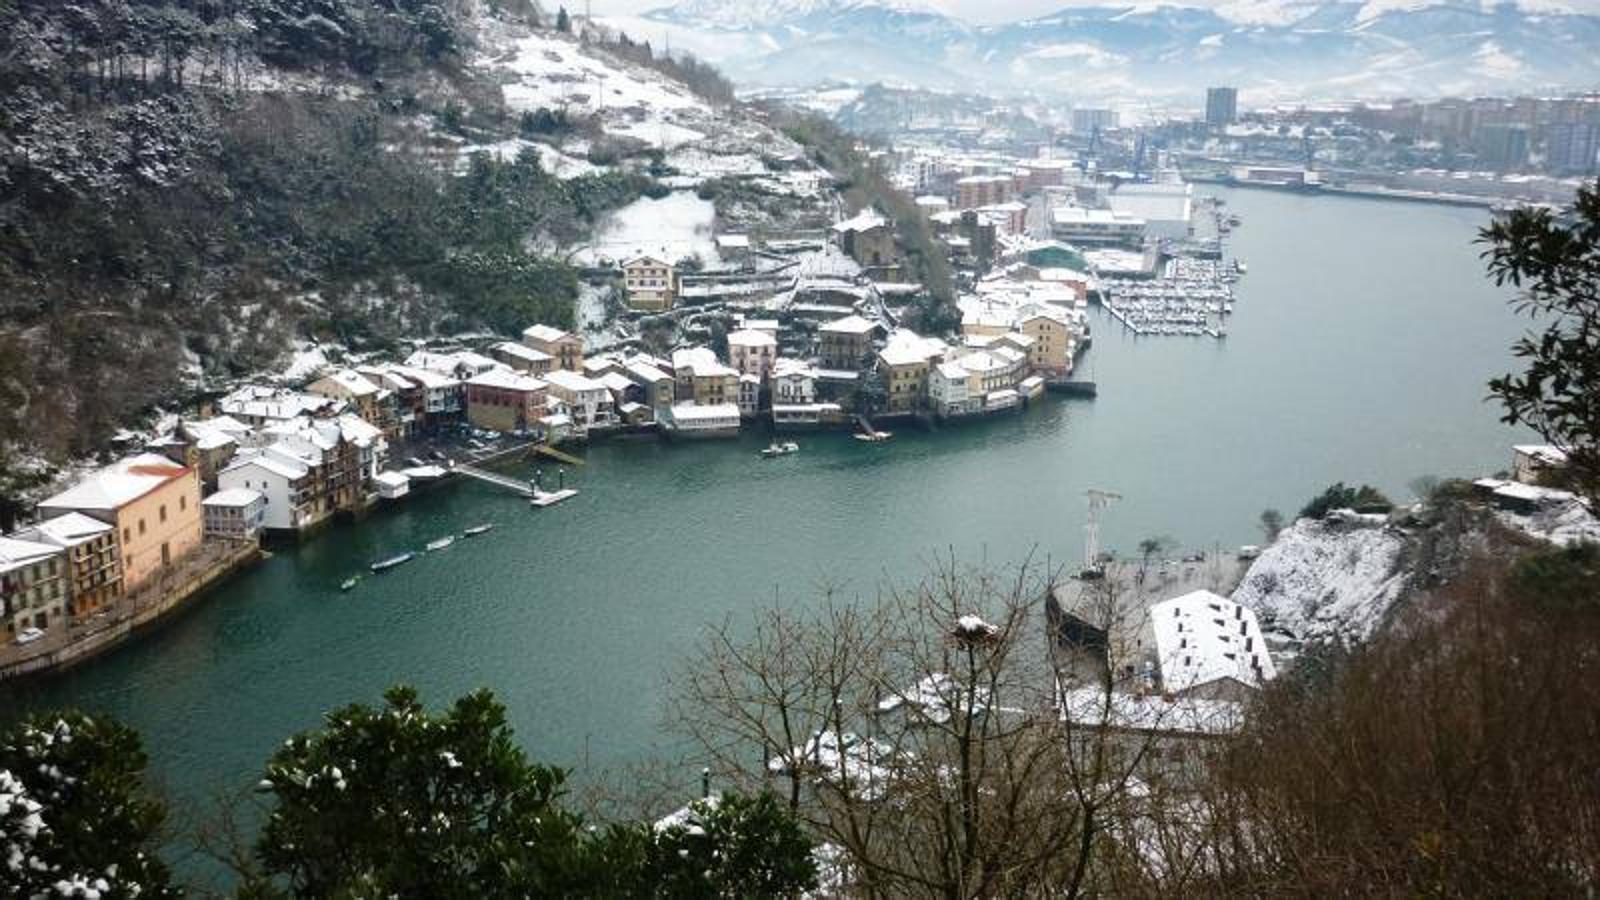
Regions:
[[280, 343, 334, 383], [1232, 517, 1408, 649], [572, 191, 719, 266], [1497, 496, 1600, 547]]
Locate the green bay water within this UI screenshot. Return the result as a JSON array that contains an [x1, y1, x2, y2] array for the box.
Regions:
[[3, 186, 1530, 818]]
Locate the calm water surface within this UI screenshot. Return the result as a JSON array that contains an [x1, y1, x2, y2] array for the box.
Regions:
[[2, 186, 1531, 824]]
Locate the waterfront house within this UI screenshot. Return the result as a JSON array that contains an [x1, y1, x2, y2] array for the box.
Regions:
[[771, 359, 818, 406], [929, 361, 975, 419], [0, 537, 67, 640], [491, 341, 555, 377], [201, 488, 266, 541], [662, 403, 741, 439], [715, 234, 752, 263], [671, 348, 740, 407], [256, 419, 365, 526], [772, 402, 846, 430], [544, 369, 616, 432], [738, 374, 761, 418], [583, 355, 628, 380], [16, 512, 121, 620], [1016, 308, 1074, 375], [522, 324, 584, 372], [337, 414, 387, 484], [151, 416, 247, 490], [727, 329, 778, 379], [1146, 590, 1276, 702], [625, 359, 675, 412], [878, 331, 947, 415], [465, 368, 549, 434], [817, 315, 880, 372], [622, 256, 677, 312], [217, 454, 314, 534], [36, 454, 203, 592]]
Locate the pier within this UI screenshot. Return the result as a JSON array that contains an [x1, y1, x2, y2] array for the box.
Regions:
[[455, 464, 536, 497]]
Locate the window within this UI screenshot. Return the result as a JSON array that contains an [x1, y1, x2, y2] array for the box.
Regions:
[[159, 505, 167, 523], [179, 495, 187, 511], [138, 519, 146, 536], [123, 527, 131, 543]]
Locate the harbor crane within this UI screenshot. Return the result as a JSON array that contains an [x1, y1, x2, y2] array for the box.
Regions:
[[1082, 488, 1123, 578]]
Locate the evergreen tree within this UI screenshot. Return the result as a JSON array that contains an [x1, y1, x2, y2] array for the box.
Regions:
[[0, 712, 175, 899], [1482, 179, 1600, 503]]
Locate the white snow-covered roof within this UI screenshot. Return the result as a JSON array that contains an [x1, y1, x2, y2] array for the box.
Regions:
[[1150, 590, 1275, 693], [337, 414, 384, 447], [772, 358, 817, 380], [493, 341, 553, 364], [669, 402, 740, 421], [1512, 444, 1569, 465], [314, 369, 381, 398], [222, 453, 308, 482], [544, 369, 606, 393], [1057, 683, 1243, 737], [819, 314, 879, 336], [626, 361, 672, 383], [202, 488, 262, 508], [372, 471, 410, 490], [0, 536, 62, 575], [831, 210, 888, 234], [38, 454, 190, 513], [466, 368, 547, 393], [19, 512, 112, 548], [521, 324, 575, 344], [599, 372, 635, 394], [714, 234, 750, 249], [727, 328, 777, 348], [879, 330, 945, 367]]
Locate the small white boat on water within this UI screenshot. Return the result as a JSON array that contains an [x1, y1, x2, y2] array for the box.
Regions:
[[761, 442, 800, 458], [425, 536, 455, 552], [370, 552, 415, 573], [463, 523, 494, 537], [854, 431, 893, 443], [340, 576, 359, 592]]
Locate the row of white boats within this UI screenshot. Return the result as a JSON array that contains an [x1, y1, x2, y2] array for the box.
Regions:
[[345, 522, 496, 590]]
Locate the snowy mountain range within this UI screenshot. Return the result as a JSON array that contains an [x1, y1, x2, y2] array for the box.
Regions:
[[609, 0, 1600, 101]]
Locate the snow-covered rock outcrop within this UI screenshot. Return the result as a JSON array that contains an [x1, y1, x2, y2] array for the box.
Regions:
[[1232, 516, 1409, 650]]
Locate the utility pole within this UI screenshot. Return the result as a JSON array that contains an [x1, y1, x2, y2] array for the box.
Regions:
[[1083, 488, 1123, 577]]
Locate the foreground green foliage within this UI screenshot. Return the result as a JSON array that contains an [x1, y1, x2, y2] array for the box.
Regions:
[[1300, 481, 1394, 519], [0, 712, 175, 898], [0, 688, 815, 897], [1481, 177, 1600, 506]]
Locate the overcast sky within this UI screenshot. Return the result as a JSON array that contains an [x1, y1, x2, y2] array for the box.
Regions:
[[595, 0, 1086, 24], [593, 0, 1600, 24]]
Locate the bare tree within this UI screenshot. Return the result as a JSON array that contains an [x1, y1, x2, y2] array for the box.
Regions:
[[669, 555, 1197, 898]]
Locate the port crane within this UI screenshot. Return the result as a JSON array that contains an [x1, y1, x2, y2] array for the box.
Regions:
[[1082, 488, 1123, 578]]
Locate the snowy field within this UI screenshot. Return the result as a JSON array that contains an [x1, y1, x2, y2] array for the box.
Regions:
[[572, 191, 719, 266]]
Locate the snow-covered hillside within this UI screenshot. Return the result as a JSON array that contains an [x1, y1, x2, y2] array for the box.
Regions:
[[474, 22, 804, 165], [1232, 516, 1409, 650]]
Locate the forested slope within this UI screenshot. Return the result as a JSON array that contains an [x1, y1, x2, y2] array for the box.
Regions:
[[0, 0, 657, 460]]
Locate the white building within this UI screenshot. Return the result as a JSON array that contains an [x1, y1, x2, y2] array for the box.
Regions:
[[727, 329, 778, 379], [929, 361, 973, 418], [1049, 207, 1146, 246], [201, 488, 266, 540], [216, 455, 311, 533], [1106, 180, 1193, 241], [663, 403, 741, 438], [543, 369, 616, 432], [771, 359, 818, 406], [1146, 590, 1276, 700]]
